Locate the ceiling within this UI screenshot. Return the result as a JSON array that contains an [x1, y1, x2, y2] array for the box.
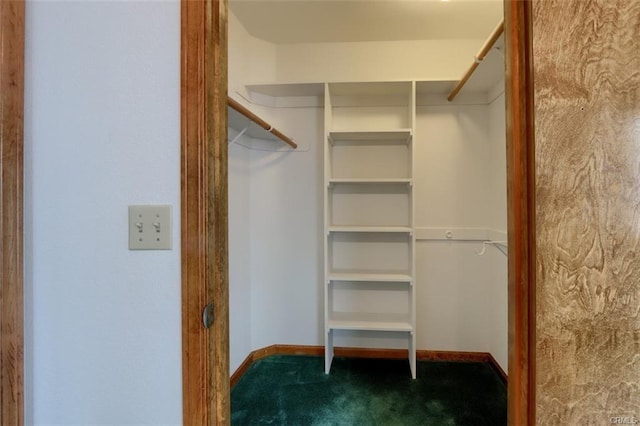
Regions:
[[229, 0, 503, 44]]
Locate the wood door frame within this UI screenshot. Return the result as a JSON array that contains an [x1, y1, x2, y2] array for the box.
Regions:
[[0, 0, 534, 425], [0, 0, 25, 424], [504, 1, 536, 424], [180, 0, 230, 424], [179, 1, 536, 422], [178, 0, 536, 424]]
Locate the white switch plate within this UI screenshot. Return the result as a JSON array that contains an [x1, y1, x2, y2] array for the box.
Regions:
[[128, 205, 172, 250]]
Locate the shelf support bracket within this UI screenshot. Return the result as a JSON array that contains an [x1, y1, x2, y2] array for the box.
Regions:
[[229, 125, 249, 146]]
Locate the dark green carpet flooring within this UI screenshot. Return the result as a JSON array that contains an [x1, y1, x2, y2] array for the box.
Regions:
[[231, 355, 507, 425]]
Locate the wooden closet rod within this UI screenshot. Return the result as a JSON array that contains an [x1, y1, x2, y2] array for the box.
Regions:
[[227, 96, 298, 149], [447, 19, 505, 102]]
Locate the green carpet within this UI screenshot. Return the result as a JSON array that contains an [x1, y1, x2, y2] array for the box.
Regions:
[[231, 355, 507, 425]]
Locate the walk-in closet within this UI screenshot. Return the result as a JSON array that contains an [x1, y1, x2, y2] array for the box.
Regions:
[[227, 0, 507, 416]]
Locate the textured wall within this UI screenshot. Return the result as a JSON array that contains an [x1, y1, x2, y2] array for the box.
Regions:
[[533, 0, 640, 424]]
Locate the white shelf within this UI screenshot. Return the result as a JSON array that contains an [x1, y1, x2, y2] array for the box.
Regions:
[[329, 129, 412, 144], [248, 80, 415, 98], [324, 81, 416, 379], [329, 81, 413, 96], [329, 272, 412, 282], [246, 82, 325, 98], [328, 226, 412, 233], [244, 79, 504, 108], [328, 312, 413, 332], [328, 178, 412, 185]]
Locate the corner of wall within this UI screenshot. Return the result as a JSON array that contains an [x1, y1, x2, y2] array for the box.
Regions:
[[228, 9, 277, 100]]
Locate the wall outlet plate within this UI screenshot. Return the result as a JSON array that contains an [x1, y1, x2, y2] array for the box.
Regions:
[[128, 205, 172, 250]]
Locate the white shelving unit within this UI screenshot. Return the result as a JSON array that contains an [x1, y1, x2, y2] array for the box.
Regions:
[[324, 81, 417, 378]]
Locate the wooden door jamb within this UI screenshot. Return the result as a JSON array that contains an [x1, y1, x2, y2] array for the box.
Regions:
[[0, 1, 25, 424], [504, 1, 536, 424], [181, 0, 230, 424]]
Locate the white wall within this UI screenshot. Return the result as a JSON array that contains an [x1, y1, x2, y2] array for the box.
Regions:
[[414, 104, 492, 354], [228, 11, 277, 100], [414, 105, 492, 227], [417, 241, 495, 351], [487, 88, 508, 370], [228, 8, 262, 374], [230, 8, 484, 86], [24, 1, 181, 424], [229, 10, 324, 370], [229, 142, 252, 373], [276, 39, 484, 83], [228, 104, 323, 371], [413, 99, 508, 371], [414, 100, 507, 369], [488, 88, 507, 231], [249, 107, 324, 350]]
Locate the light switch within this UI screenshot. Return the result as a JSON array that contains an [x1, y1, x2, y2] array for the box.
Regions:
[[129, 205, 172, 250]]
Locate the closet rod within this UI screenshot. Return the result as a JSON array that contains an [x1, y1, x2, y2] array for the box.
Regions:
[[447, 19, 504, 102], [227, 96, 298, 149]]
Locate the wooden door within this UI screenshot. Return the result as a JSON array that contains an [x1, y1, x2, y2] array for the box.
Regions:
[[181, 0, 230, 424], [0, 1, 25, 424]]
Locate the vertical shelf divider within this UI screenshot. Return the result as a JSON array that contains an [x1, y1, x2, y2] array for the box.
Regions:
[[324, 83, 333, 375], [409, 81, 417, 378]]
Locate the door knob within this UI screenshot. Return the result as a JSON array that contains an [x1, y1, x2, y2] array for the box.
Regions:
[[202, 303, 215, 329]]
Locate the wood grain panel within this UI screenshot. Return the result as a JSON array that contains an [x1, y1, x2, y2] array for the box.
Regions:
[[533, 1, 640, 423], [0, 1, 25, 424], [181, 0, 229, 424]]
